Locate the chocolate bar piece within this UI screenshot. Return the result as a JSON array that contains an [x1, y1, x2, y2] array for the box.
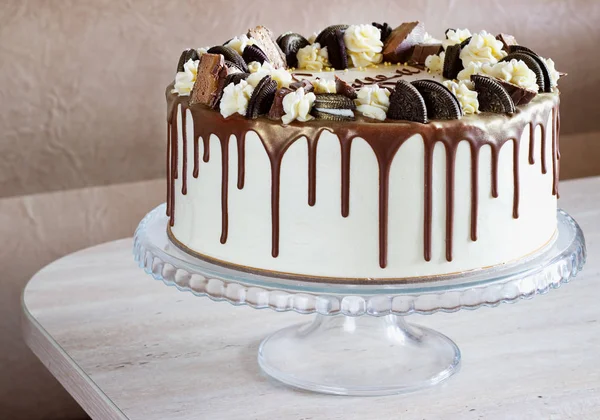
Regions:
[[383, 21, 426, 63], [190, 53, 228, 108], [410, 43, 443, 66]]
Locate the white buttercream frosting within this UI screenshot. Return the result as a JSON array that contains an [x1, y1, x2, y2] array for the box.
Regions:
[[343, 24, 383, 68], [425, 52, 445, 73], [312, 78, 337, 93], [246, 61, 292, 89], [224, 35, 256, 55], [458, 60, 539, 92], [457, 61, 483, 81], [308, 32, 318, 44], [219, 80, 254, 118], [442, 28, 472, 50], [296, 43, 330, 71], [423, 32, 442, 45], [282, 88, 316, 124], [171, 58, 198, 96], [543, 57, 560, 88], [460, 31, 507, 67], [442, 80, 479, 114], [354, 85, 390, 121]]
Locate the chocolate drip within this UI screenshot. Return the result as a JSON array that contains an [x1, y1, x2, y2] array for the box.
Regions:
[[540, 124, 547, 174], [166, 84, 560, 267], [181, 110, 188, 195]]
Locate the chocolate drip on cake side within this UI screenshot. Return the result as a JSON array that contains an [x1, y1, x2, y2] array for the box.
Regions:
[[166, 85, 560, 268]]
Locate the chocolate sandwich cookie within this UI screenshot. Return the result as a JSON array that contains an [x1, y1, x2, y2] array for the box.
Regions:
[[311, 93, 356, 121], [443, 43, 463, 80], [508, 45, 538, 56], [323, 28, 349, 70], [247, 26, 287, 68], [242, 44, 270, 65], [412, 79, 462, 120], [372, 22, 392, 43], [246, 75, 277, 119], [176, 48, 199, 72], [277, 33, 309, 68], [224, 72, 249, 87], [382, 21, 426, 63], [502, 51, 552, 92], [387, 79, 428, 123], [190, 53, 228, 108], [315, 24, 349, 45], [471, 75, 516, 114], [207, 46, 248, 73]]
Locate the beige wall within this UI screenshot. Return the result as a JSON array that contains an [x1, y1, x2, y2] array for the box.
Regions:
[[1, 0, 600, 419]]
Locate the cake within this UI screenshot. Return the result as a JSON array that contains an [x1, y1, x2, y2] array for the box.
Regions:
[[165, 23, 562, 281]]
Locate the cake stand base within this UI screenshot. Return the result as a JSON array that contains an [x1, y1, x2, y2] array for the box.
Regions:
[[258, 314, 460, 396]]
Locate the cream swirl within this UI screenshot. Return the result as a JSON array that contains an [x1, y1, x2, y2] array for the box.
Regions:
[[354, 85, 390, 121], [425, 52, 445, 73], [224, 35, 256, 55], [312, 78, 337, 93], [246, 61, 292, 89], [442, 28, 472, 50], [296, 43, 330, 71], [460, 31, 507, 67], [457, 61, 483, 81], [282, 88, 316, 124], [483, 59, 539, 92], [219, 80, 254, 118], [171, 58, 198, 96], [442, 80, 479, 114], [543, 57, 560, 88], [343, 24, 383, 67]]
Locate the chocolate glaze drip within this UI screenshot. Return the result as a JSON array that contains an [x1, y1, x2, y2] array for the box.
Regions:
[[166, 85, 560, 268], [181, 110, 188, 195]]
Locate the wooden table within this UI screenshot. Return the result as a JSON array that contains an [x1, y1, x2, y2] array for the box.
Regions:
[[22, 177, 600, 420]]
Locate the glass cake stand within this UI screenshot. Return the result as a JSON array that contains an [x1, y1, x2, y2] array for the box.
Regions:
[[133, 204, 586, 396]]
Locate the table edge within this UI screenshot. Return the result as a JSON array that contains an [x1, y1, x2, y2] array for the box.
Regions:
[[21, 286, 128, 420]]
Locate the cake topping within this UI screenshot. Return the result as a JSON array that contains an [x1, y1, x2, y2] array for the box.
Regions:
[[323, 28, 349, 70], [242, 44, 270, 65], [312, 93, 356, 121], [246, 61, 292, 89], [315, 25, 349, 45], [410, 43, 443, 66], [172, 58, 199, 96], [176, 49, 199, 73], [496, 33, 518, 51], [494, 78, 537, 106], [207, 46, 249, 73], [219, 79, 254, 118], [508, 45, 538, 56], [501, 52, 547, 92], [224, 72, 249, 87], [460, 31, 507, 67], [442, 80, 480, 114], [442, 28, 472, 50], [296, 43, 330, 71], [312, 78, 337, 93], [544, 58, 560, 89], [281, 87, 316, 124], [277, 33, 310, 68], [190, 53, 228, 107], [412, 79, 463, 120], [354, 84, 390, 121], [387, 79, 428, 123], [443, 44, 463, 79], [425, 51, 445, 73], [289, 79, 314, 92], [246, 75, 277, 119], [335, 75, 357, 99], [343, 24, 384, 67], [471, 74, 516, 114], [382, 21, 426, 64], [482, 59, 540, 92], [268, 88, 292, 120], [224, 35, 256, 55], [372, 22, 392, 43], [247, 26, 287, 68]]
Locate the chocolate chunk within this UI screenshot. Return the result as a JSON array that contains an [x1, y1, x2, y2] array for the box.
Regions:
[[207, 46, 248, 73], [277, 33, 309, 68], [501, 52, 548, 92], [459, 37, 472, 48], [412, 79, 462, 120], [323, 28, 348, 70], [246, 75, 277, 119], [315, 25, 349, 45], [242, 44, 270, 65], [495, 78, 537, 106], [387, 79, 428, 123], [508, 45, 538, 56], [289, 79, 314, 92], [311, 93, 355, 121], [176, 49, 199, 73], [497, 33, 518, 51], [443, 44, 463, 80], [372, 22, 392, 43], [190, 53, 228, 108], [471, 75, 516, 114], [382, 21, 426, 63], [335, 75, 357, 99], [410, 44, 443, 66], [268, 88, 293, 120], [247, 26, 287, 68]]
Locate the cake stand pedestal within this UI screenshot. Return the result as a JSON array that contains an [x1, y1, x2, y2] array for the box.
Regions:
[[133, 205, 586, 396]]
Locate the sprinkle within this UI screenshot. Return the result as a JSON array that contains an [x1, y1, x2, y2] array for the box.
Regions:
[[403, 62, 408, 66], [344, 68, 349, 72]]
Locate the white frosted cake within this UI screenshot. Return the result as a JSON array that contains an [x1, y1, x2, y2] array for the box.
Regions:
[[165, 23, 562, 281]]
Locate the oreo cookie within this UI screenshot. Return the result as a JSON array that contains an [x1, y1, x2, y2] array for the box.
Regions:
[[387, 80, 428, 123], [224, 72, 249, 87], [311, 93, 356, 121], [207, 46, 248, 73], [372, 22, 392, 43], [443, 43, 463, 80], [508, 45, 538, 56], [242, 44, 270, 65], [501, 52, 548, 92], [412, 79, 462, 120], [176, 48, 199, 72], [277, 33, 309, 68], [471, 75, 516, 114], [315, 24, 349, 45], [246, 75, 277, 119], [323, 28, 348, 70]]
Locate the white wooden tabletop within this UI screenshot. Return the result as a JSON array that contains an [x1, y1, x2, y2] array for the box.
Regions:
[[22, 177, 600, 420]]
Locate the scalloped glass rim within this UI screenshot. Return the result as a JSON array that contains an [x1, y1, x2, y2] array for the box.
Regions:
[[133, 204, 586, 316]]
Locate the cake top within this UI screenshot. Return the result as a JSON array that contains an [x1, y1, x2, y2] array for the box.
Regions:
[[170, 23, 562, 124]]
